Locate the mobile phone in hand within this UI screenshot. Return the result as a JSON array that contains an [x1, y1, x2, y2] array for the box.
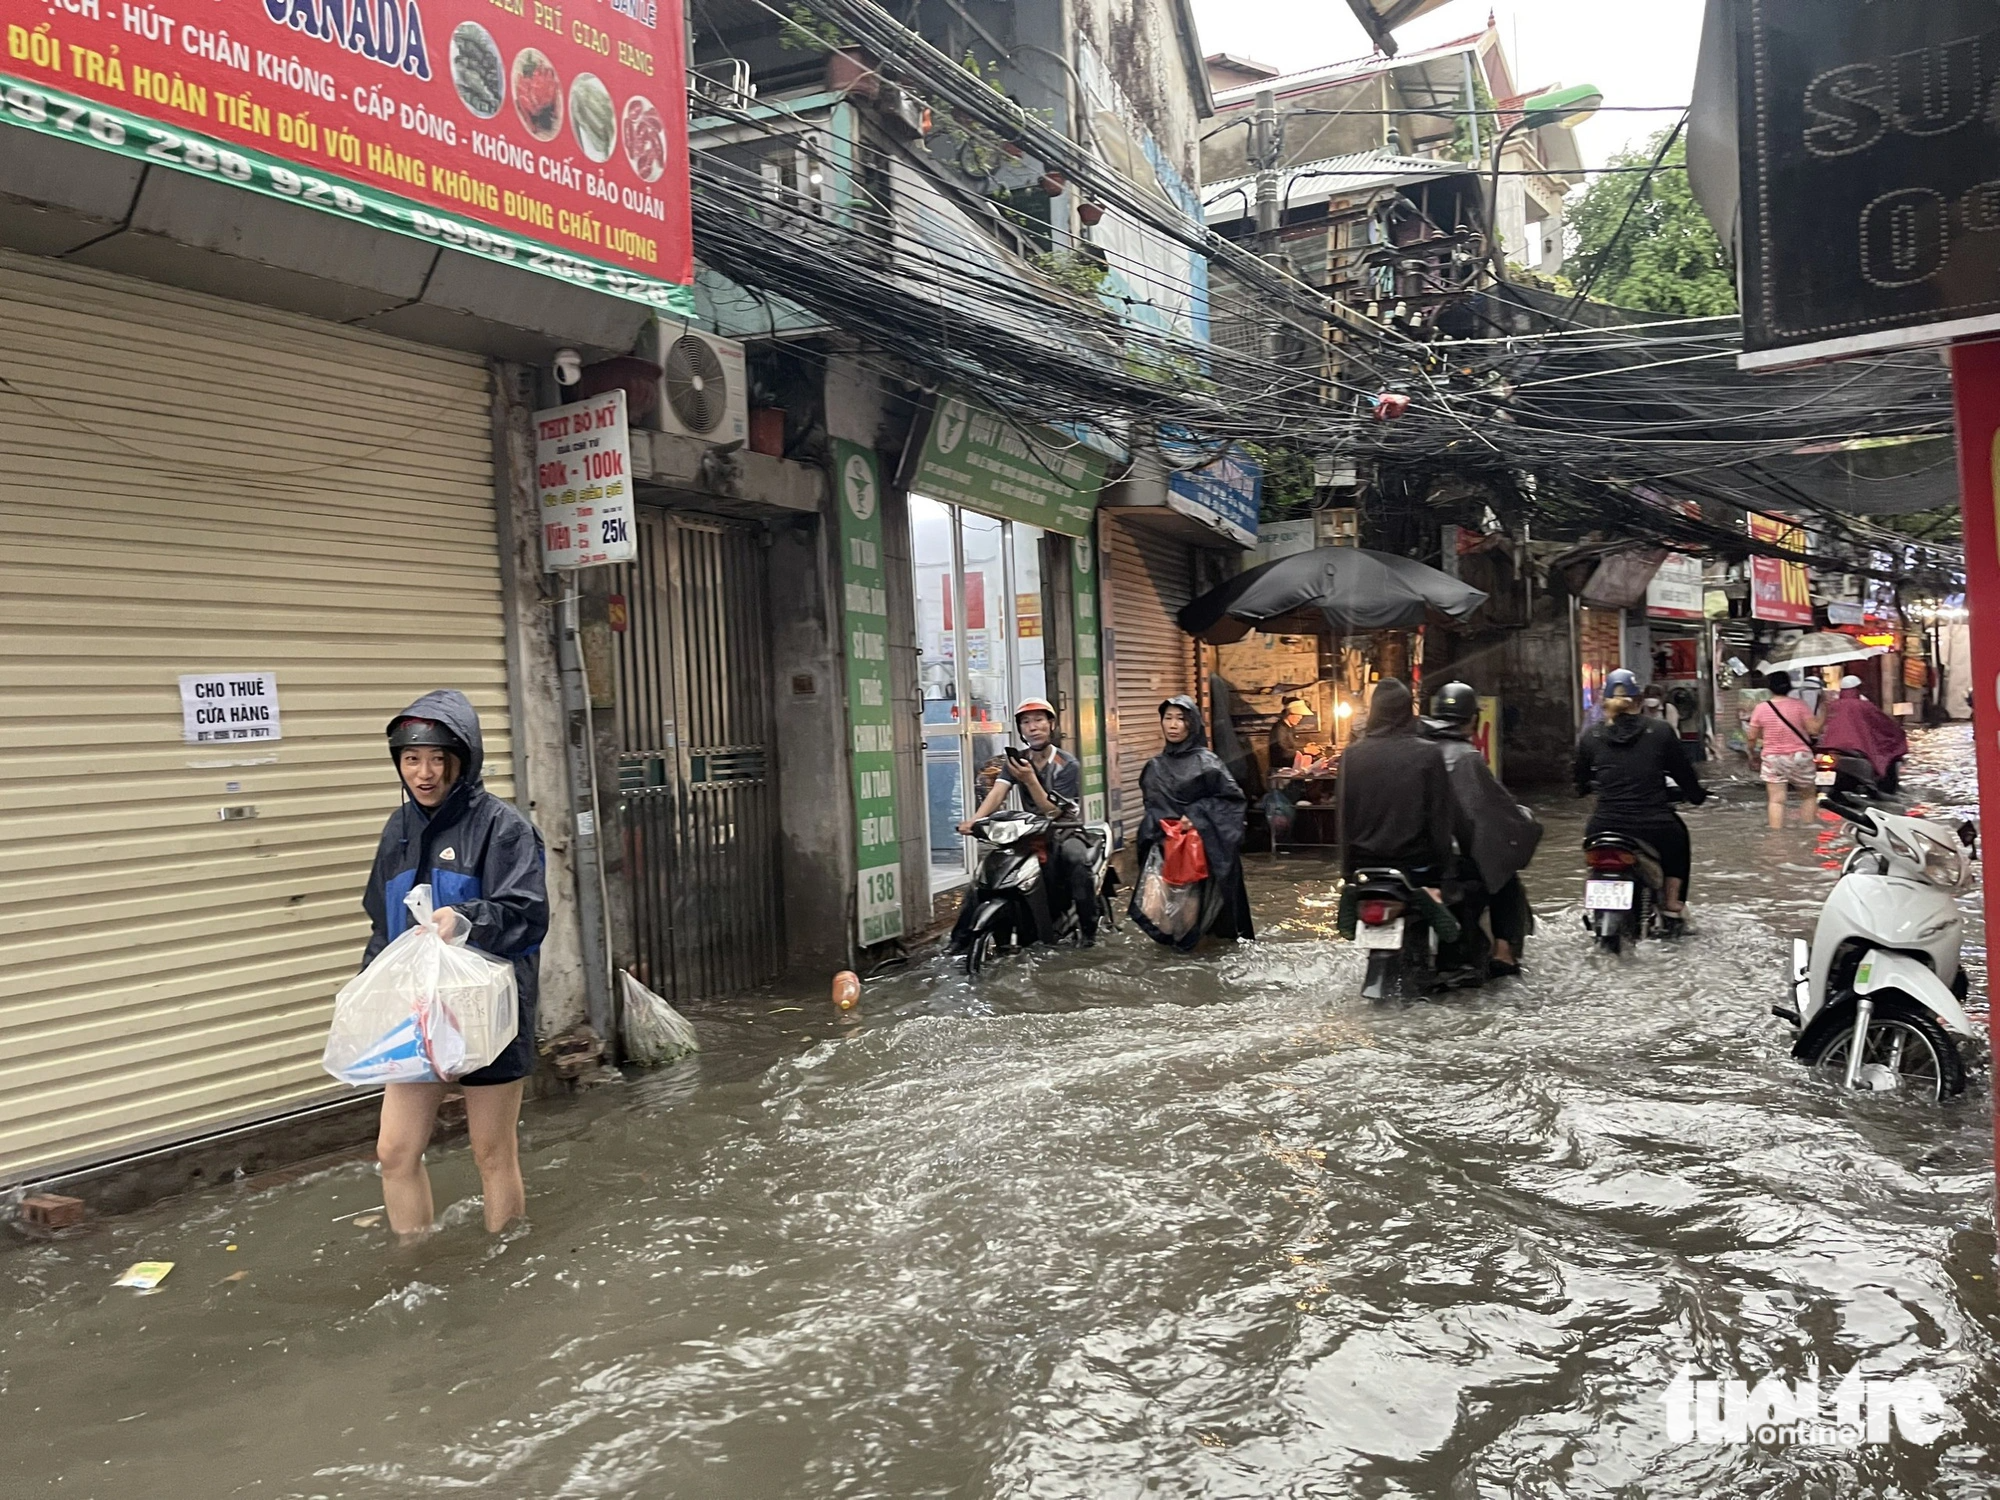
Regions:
[[1004, 745, 1029, 764]]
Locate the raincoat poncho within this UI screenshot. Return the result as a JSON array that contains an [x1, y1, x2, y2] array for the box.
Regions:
[[1130, 696, 1254, 949], [1819, 687, 1908, 780], [362, 690, 549, 1085]]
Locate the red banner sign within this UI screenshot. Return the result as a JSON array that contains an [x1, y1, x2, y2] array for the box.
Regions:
[[1747, 513, 1813, 625], [3, 0, 690, 306]]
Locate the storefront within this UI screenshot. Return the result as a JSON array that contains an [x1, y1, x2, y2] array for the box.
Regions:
[[1099, 444, 1260, 847], [0, 0, 696, 1185], [1643, 552, 1710, 753], [862, 397, 1108, 909], [0, 253, 516, 1182]]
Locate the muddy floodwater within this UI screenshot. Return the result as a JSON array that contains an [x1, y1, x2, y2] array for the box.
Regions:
[[5, 727, 1997, 1498]]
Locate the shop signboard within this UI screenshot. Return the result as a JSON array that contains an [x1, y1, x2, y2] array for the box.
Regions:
[[1254, 518, 1314, 566], [1729, 0, 2000, 368], [1160, 436, 1261, 549], [535, 391, 634, 569], [910, 396, 1107, 537], [1, 0, 692, 311], [1070, 526, 1107, 827], [1747, 513, 1813, 625], [833, 439, 903, 948], [1645, 552, 1705, 620]]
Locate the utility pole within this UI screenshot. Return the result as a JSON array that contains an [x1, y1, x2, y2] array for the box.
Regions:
[[1251, 88, 1281, 249]]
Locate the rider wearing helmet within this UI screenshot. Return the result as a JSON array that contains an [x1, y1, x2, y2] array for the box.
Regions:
[[954, 697, 1101, 945], [1574, 667, 1707, 931], [1422, 681, 1542, 978]]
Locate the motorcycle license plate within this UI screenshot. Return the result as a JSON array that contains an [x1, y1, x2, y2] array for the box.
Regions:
[[1585, 880, 1634, 911], [1815, 769, 1838, 786], [1359, 918, 1405, 949]]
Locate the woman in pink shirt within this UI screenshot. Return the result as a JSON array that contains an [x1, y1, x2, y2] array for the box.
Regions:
[[1745, 671, 1824, 828]]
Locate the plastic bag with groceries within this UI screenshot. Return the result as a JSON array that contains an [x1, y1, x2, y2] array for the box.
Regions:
[[322, 884, 518, 1085]]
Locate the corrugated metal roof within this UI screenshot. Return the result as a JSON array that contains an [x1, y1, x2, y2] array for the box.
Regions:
[[1202, 150, 1476, 222], [1343, 0, 1463, 56]]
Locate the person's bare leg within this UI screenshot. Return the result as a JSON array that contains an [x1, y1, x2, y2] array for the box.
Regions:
[[1765, 779, 1786, 830], [1663, 876, 1685, 915], [377, 1082, 447, 1239], [1492, 938, 1516, 965], [464, 1081, 527, 1232]]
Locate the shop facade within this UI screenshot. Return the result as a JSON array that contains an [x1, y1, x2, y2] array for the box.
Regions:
[[0, 0, 696, 1187]]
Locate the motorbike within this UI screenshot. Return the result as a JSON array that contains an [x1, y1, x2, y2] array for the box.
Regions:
[[1775, 791, 1979, 1101], [958, 801, 1115, 974], [1581, 830, 1670, 953], [1812, 747, 1896, 802], [1348, 868, 1438, 1000]]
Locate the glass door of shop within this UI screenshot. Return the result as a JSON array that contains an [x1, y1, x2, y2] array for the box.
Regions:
[[910, 495, 1050, 893]]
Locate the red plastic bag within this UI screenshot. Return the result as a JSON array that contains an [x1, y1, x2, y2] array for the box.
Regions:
[[1161, 818, 1210, 886]]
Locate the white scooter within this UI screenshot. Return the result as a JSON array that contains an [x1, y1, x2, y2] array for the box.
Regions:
[[1776, 790, 1980, 1100]]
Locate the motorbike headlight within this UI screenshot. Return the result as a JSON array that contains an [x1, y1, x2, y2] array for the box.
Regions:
[[982, 820, 1027, 846], [994, 860, 1040, 892], [1891, 825, 1966, 888]]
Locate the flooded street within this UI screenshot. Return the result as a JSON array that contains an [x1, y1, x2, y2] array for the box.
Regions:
[[6, 728, 1998, 1499]]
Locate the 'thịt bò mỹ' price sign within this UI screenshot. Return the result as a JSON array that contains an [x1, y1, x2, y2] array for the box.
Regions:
[[536, 391, 634, 569], [1, 0, 691, 311]]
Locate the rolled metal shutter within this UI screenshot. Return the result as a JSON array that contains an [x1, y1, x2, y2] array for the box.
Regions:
[[1105, 517, 1195, 841], [0, 254, 511, 1184]]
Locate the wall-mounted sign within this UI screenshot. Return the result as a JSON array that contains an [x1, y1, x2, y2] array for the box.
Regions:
[[1747, 513, 1813, 625], [1162, 443, 1261, 549], [1070, 528, 1107, 828], [1646, 551, 1706, 620], [536, 392, 634, 570], [834, 439, 903, 948], [1732, 0, 2000, 367], [910, 396, 1107, 537], [180, 671, 280, 744], [0, 0, 692, 311]]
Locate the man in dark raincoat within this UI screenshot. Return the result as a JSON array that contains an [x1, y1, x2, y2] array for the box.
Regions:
[[1131, 696, 1253, 948], [362, 689, 548, 1238], [1423, 681, 1542, 977], [1337, 679, 1455, 884]]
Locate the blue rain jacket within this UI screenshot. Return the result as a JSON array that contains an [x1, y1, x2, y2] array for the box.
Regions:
[[361, 689, 548, 1085]]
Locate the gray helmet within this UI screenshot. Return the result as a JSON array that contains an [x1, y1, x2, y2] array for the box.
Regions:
[[388, 716, 468, 758], [1430, 680, 1478, 725]]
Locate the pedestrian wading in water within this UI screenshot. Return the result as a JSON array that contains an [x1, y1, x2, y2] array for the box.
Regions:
[[1130, 696, 1254, 948], [364, 691, 549, 1239]]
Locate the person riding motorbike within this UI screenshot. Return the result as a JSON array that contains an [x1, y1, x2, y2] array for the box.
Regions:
[[1573, 668, 1707, 934], [952, 697, 1102, 947], [1422, 681, 1542, 978], [1819, 674, 1908, 794]]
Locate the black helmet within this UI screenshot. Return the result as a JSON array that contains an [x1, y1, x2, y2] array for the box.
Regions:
[[1430, 680, 1478, 725], [388, 716, 468, 757]]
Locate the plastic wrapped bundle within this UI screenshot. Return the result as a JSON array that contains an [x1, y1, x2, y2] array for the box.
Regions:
[[322, 885, 518, 1085], [621, 970, 699, 1066], [1133, 845, 1203, 943]]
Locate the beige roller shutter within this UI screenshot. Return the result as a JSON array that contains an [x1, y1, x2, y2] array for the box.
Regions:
[[1104, 516, 1195, 841], [0, 254, 512, 1184]]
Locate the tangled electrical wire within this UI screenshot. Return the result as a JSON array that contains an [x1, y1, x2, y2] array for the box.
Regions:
[[688, 0, 1963, 580]]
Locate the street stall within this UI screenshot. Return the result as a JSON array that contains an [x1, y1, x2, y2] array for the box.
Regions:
[[1179, 546, 1487, 853]]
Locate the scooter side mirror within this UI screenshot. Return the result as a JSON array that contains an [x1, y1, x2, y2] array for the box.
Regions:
[[1958, 820, 1978, 857]]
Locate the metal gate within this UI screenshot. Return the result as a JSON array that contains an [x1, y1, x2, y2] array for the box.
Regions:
[[612, 512, 784, 1001]]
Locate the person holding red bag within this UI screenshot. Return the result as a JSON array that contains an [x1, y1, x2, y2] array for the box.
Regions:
[[1130, 696, 1253, 949]]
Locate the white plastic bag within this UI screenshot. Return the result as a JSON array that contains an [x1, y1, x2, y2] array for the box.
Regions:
[[619, 970, 699, 1066], [322, 885, 518, 1085], [1134, 844, 1203, 943]]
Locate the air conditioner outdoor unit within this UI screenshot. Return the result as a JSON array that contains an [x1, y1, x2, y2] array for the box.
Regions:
[[653, 327, 748, 446]]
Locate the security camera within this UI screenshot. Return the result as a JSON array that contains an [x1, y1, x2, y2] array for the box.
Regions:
[[553, 348, 582, 386]]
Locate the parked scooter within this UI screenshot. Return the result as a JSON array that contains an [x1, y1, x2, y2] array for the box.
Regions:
[[959, 800, 1115, 974], [1775, 791, 1979, 1100], [1581, 830, 1669, 953], [1348, 868, 1437, 999]]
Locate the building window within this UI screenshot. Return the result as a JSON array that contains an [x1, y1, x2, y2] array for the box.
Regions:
[[910, 494, 1049, 892]]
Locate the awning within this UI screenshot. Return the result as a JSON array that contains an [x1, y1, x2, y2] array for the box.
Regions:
[[1341, 0, 1460, 56]]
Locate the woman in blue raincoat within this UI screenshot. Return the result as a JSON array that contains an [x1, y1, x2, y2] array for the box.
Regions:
[[362, 690, 548, 1238]]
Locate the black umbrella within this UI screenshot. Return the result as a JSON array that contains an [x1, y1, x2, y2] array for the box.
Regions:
[[1177, 546, 1488, 644]]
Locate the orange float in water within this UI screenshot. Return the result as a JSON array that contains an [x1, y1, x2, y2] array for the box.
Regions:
[[832, 971, 860, 1010]]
